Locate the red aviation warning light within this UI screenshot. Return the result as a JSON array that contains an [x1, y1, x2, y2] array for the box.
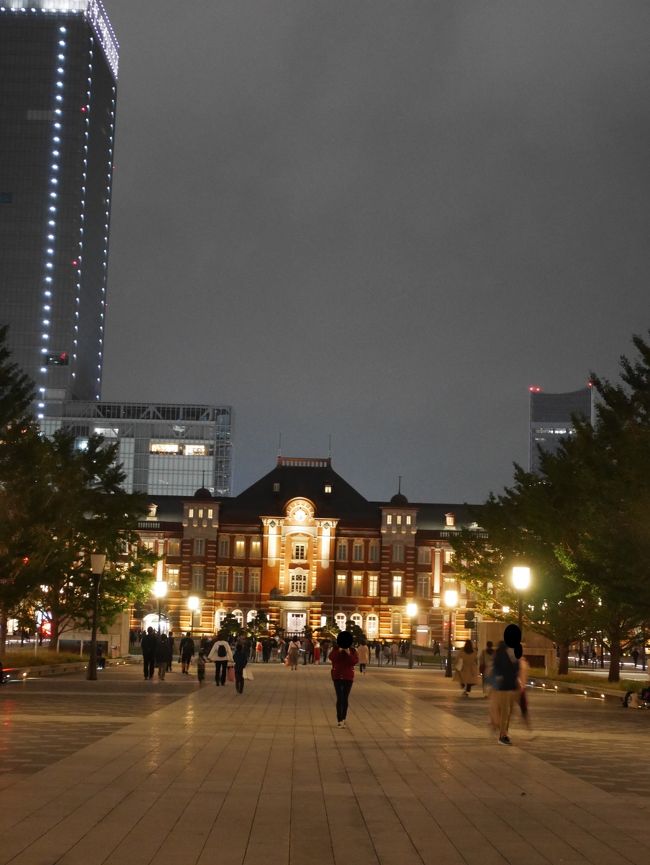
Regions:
[[528, 385, 542, 393]]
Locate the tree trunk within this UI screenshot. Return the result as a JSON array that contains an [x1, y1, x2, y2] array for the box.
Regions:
[[608, 635, 622, 682], [0, 606, 7, 656], [558, 640, 570, 675]]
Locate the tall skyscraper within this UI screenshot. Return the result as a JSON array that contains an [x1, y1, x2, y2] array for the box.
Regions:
[[0, 1, 119, 417], [528, 385, 593, 472]]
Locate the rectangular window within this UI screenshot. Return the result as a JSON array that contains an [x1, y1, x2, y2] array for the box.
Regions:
[[368, 542, 379, 563], [406, 515, 412, 526], [234, 537, 245, 558], [250, 538, 261, 558], [183, 444, 208, 456], [393, 544, 404, 563], [444, 549, 453, 565], [193, 538, 205, 556], [167, 538, 180, 557], [351, 574, 363, 596], [216, 569, 228, 592], [293, 543, 306, 560], [396, 515, 402, 525], [191, 565, 204, 591], [218, 536, 230, 558], [336, 573, 348, 595], [336, 540, 348, 561], [417, 546, 432, 565], [386, 514, 393, 525], [417, 574, 430, 598], [392, 575, 402, 597], [249, 570, 260, 593], [165, 566, 180, 589], [150, 442, 180, 455], [368, 574, 378, 597], [352, 541, 364, 562], [233, 569, 244, 592]]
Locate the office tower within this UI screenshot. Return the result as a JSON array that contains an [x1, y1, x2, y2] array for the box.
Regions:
[[528, 385, 593, 472], [0, 1, 119, 416], [41, 401, 234, 496]]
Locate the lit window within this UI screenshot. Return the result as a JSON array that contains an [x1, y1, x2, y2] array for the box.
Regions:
[[336, 573, 348, 595], [406, 515, 412, 526], [165, 567, 179, 589], [232, 609, 244, 625], [250, 539, 261, 558], [444, 549, 454, 565], [368, 574, 378, 597], [392, 575, 402, 597], [396, 515, 402, 525], [290, 571, 307, 594], [386, 514, 393, 525], [234, 537, 245, 558], [150, 442, 180, 455], [233, 570, 244, 592], [351, 613, 362, 629], [335, 612, 347, 630], [351, 574, 363, 596], [366, 614, 379, 637], [445, 513, 455, 527], [324, 483, 332, 493], [184, 444, 207, 456]]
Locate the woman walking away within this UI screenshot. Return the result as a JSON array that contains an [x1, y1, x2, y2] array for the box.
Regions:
[[491, 640, 520, 745], [330, 631, 359, 728], [233, 641, 248, 694], [357, 640, 370, 674], [455, 639, 479, 695], [208, 632, 234, 686], [287, 638, 300, 670], [179, 632, 195, 675]]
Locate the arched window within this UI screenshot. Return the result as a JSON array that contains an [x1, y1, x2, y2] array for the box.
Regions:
[[366, 614, 379, 638], [215, 608, 227, 630], [247, 609, 257, 623], [350, 613, 362, 629], [335, 612, 346, 630]]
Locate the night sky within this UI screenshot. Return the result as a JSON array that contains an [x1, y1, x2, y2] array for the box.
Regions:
[[102, 0, 650, 503]]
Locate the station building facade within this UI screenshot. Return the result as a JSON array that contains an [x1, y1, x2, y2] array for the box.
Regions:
[[135, 456, 484, 646]]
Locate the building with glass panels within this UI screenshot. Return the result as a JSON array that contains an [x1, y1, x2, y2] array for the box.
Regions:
[[42, 401, 233, 496], [528, 385, 593, 472], [0, 1, 118, 415]]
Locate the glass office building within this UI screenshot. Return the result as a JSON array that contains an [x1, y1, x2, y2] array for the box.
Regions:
[[0, 2, 119, 414], [42, 401, 234, 496], [528, 386, 593, 472]]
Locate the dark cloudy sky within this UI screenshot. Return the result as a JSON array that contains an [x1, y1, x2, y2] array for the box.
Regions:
[[102, 0, 650, 503]]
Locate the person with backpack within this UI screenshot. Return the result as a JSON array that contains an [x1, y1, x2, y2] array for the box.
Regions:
[[179, 631, 195, 675], [208, 631, 234, 686]]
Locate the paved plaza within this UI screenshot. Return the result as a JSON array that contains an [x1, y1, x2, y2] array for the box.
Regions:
[[0, 661, 649, 865]]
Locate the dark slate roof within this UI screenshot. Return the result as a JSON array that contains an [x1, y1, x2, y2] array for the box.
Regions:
[[219, 458, 379, 527]]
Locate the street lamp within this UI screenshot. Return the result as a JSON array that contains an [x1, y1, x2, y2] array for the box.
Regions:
[[187, 594, 200, 634], [406, 602, 418, 669], [512, 566, 531, 634], [443, 589, 459, 678], [152, 580, 168, 633], [86, 552, 106, 681]]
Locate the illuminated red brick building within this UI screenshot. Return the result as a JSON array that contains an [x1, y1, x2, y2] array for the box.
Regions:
[[135, 457, 483, 645]]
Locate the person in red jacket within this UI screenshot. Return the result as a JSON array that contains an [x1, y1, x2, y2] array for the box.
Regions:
[[329, 630, 359, 728]]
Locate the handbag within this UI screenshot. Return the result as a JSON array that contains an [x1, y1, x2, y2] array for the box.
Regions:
[[243, 667, 254, 681], [227, 666, 235, 683]]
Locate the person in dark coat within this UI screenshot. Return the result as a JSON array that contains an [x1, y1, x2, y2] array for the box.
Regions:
[[140, 626, 157, 680], [179, 631, 195, 675], [233, 641, 248, 694], [155, 633, 172, 680]]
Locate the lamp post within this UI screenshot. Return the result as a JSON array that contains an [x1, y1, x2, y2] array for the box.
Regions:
[[187, 595, 200, 635], [86, 552, 106, 681], [406, 602, 418, 669], [152, 580, 168, 633], [511, 566, 531, 634], [444, 589, 459, 678]]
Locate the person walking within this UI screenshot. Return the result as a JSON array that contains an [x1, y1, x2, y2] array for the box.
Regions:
[[208, 632, 233, 685], [155, 633, 172, 680], [329, 631, 359, 727], [455, 639, 479, 695], [167, 630, 175, 672], [287, 638, 300, 670], [233, 641, 248, 694], [357, 640, 370, 673], [196, 649, 207, 685], [491, 640, 520, 745], [313, 640, 321, 664], [479, 640, 496, 697], [140, 626, 157, 680], [179, 631, 195, 675]]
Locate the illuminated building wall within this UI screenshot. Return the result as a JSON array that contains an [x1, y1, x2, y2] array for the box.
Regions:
[[0, 1, 118, 413]]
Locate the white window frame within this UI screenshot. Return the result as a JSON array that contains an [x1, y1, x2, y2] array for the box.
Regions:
[[392, 575, 402, 597]]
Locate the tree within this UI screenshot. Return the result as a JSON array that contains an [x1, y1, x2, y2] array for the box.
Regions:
[[453, 332, 650, 681]]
